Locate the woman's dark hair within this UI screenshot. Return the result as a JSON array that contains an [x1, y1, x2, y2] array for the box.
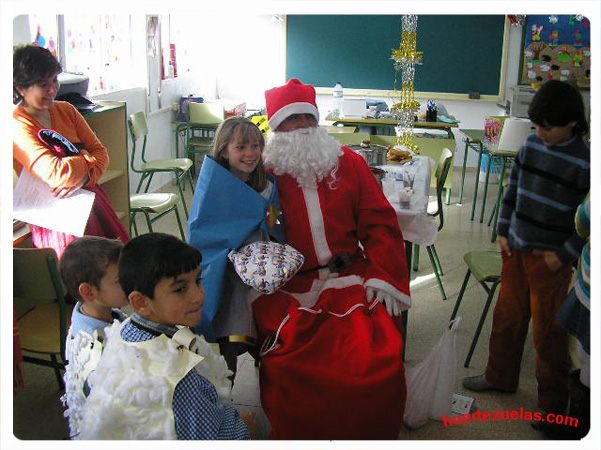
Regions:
[[118, 232, 202, 298], [13, 44, 62, 104], [528, 80, 588, 135]]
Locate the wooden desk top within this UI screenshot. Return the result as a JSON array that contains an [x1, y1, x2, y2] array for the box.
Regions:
[[328, 115, 459, 129]]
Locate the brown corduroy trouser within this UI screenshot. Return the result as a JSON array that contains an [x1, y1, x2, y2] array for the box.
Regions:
[[485, 250, 573, 413]]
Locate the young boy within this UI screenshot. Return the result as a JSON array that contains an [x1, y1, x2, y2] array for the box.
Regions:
[[77, 233, 251, 440], [59, 236, 128, 438], [463, 81, 590, 434], [60, 236, 128, 341]]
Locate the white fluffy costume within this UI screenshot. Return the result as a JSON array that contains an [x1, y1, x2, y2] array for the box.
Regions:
[[76, 319, 233, 439]]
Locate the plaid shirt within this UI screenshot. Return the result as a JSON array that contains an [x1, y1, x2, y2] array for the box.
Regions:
[[121, 314, 249, 440]]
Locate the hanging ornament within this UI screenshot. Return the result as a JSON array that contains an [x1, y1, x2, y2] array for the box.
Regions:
[[549, 15, 559, 24], [390, 15, 422, 153]]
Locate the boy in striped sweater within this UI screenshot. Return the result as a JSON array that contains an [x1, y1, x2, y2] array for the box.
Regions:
[[463, 81, 589, 432]]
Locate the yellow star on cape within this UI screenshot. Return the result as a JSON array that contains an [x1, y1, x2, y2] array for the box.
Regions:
[[266, 204, 282, 228]]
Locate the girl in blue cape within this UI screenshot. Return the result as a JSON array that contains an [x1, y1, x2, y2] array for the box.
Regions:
[[188, 117, 285, 380]]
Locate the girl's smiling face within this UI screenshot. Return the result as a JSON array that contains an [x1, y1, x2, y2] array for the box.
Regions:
[[222, 137, 262, 181]]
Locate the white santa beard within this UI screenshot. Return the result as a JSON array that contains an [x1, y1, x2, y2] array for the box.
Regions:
[[263, 126, 343, 188]]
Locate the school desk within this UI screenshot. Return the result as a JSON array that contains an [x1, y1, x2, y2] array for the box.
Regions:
[[326, 114, 458, 138]]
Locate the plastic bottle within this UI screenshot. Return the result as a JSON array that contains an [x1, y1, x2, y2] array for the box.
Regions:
[[333, 81, 344, 117]]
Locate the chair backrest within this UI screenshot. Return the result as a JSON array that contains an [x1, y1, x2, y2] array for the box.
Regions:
[[188, 102, 224, 125], [13, 247, 69, 358], [127, 111, 150, 171], [431, 147, 454, 231]]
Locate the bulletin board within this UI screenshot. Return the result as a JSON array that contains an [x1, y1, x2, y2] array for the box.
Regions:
[[520, 15, 591, 87]]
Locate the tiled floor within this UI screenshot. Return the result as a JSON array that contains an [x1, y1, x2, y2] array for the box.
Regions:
[[13, 167, 568, 441]]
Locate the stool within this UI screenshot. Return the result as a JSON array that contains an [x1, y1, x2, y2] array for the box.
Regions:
[[130, 193, 186, 240], [450, 250, 502, 367]]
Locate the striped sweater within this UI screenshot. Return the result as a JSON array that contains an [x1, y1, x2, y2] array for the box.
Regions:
[[574, 195, 590, 309], [497, 134, 589, 264]]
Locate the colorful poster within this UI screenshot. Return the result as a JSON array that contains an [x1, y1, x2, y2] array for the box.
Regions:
[[520, 15, 590, 87]]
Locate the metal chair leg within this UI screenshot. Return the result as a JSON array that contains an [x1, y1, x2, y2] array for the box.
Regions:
[[173, 205, 186, 240], [142, 210, 153, 233], [479, 156, 494, 223], [470, 146, 484, 221], [490, 163, 508, 243], [187, 169, 195, 191], [450, 270, 472, 321], [130, 212, 139, 237], [464, 279, 501, 367], [458, 139, 469, 204], [136, 173, 149, 193], [50, 354, 65, 390], [426, 245, 446, 300], [487, 200, 497, 226], [430, 244, 444, 276], [175, 177, 189, 218], [144, 173, 155, 193], [412, 245, 420, 271]]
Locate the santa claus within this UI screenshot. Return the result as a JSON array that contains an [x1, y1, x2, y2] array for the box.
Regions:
[[251, 78, 411, 439]]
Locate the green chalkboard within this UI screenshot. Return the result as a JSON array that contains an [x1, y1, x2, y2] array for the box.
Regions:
[[286, 15, 506, 96]]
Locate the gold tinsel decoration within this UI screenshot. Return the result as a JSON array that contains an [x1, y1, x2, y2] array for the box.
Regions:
[[390, 15, 422, 153]]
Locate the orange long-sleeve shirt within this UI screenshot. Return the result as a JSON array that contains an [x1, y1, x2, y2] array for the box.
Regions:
[[13, 101, 109, 190]]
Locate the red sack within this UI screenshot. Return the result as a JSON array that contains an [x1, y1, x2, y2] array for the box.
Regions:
[[253, 282, 406, 439]]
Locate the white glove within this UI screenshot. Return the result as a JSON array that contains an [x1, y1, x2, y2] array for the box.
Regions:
[[366, 287, 402, 317]]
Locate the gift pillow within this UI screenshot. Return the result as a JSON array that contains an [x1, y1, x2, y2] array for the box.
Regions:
[[228, 241, 304, 295]]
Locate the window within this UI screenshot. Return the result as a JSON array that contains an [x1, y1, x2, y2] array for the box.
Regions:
[[62, 14, 135, 94], [28, 14, 59, 58]]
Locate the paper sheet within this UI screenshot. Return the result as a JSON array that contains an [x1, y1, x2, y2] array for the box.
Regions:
[[13, 170, 95, 237]]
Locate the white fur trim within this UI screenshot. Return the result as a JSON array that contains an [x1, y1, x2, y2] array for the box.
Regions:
[[269, 101, 319, 131], [301, 186, 332, 266], [364, 278, 411, 310], [289, 275, 364, 309]]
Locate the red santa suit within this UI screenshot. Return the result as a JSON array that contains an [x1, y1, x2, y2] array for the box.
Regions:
[[252, 140, 410, 439]]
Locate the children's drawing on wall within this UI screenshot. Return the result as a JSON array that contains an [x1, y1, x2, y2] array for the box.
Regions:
[[520, 14, 590, 88]]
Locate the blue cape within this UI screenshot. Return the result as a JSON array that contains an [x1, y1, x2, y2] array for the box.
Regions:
[[187, 156, 285, 341]]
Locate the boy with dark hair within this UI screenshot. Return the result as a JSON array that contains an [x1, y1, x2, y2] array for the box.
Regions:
[[77, 233, 251, 440], [463, 80, 590, 437], [59, 236, 128, 438]]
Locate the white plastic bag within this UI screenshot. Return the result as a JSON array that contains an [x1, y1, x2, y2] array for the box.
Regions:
[[403, 317, 461, 429]]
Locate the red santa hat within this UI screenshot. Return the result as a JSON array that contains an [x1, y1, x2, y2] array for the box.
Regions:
[[265, 78, 320, 131]]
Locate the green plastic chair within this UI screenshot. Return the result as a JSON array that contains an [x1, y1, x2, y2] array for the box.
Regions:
[[130, 192, 185, 240], [14, 247, 73, 389], [449, 250, 502, 367], [412, 148, 454, 300], [186, 102, 224, 176], [127, 111, 194, 218]]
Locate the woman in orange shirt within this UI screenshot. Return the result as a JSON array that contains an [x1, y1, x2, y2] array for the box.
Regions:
[[13, 45, 128, 257]]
